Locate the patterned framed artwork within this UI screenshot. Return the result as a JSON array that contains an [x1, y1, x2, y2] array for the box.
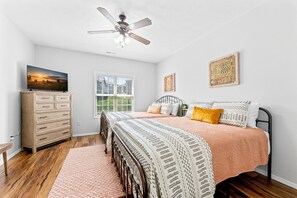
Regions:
[[164, 73, 176, 92], [209, 52, 239, 88]]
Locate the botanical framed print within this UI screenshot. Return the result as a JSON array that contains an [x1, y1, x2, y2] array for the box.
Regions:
[[164, 73, 176, 92], [209, 52, 239, 88]]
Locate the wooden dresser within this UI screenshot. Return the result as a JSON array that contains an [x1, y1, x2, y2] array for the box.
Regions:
[[21, 91, 72, 153]]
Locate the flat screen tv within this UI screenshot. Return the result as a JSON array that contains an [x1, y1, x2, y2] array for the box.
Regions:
[[27, 65, 68, 92]]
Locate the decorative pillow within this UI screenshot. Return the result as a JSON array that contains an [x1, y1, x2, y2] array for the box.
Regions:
[[247, 102, 260, 128], [151, 102, 162, 107], [171, 103, 180, 116], [160, 103, 173, 115], [212, 101, 251, 128], [185, 102, 214, 117], [147, 105, 161, 114], [191, 107, 223, 124]]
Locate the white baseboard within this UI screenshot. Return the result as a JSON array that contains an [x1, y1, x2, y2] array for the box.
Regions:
[[256, 168, 297, 190], [72, 132, 100, 137], [0, 148, 22, 166]]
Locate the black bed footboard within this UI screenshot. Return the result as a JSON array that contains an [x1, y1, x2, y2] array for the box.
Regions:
[[257, 107, 273, 179], [111, 130, 147, 198], [100, 111, 108, 153]]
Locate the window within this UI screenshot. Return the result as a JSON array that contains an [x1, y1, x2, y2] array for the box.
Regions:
[[95, 73, 134, 117]]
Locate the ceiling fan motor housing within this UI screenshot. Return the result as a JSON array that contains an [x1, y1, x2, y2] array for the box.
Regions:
[[117, 14, 129, 33], [119, 14, 126, 21]]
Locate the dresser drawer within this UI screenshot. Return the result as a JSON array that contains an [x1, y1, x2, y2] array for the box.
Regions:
[[36, 95, 55, 102], [56, 103, 71, 110], [36, 111, 71, 123], [56, 95, 70, 102], [36, 103, 55, 111], [36, 129, 71, 146], [36, 120, 71, 134]]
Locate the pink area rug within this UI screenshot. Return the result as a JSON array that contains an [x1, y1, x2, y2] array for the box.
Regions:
[[48, 145, 124, 198]]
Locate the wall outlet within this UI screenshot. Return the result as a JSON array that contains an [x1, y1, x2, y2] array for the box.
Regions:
[[10, 133, 21, 142]]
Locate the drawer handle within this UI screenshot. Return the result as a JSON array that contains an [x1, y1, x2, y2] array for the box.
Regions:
[[42, 97, 50, 99], [61, 105, 67, 107], [39, 127, 47, 130], [61, 97, 67, 99], [42, 106, 50, 108], [39, 137, 47, 141], [62, 123, 69, 125], [62, 114, 69, 116], [39, 116, 47, 119], [62, 131, 68, 134]]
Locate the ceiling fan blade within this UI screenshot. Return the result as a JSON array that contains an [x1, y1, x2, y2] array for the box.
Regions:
[[129, 18, 152, 30], [97, 7, 119, 27], [87, 30, 116, 34], [128, 33, 150, 45]]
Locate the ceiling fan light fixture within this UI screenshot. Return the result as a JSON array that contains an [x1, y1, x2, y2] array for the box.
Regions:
[[114, 33, 130, 48]]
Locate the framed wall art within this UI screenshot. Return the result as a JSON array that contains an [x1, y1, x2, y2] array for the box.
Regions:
[[209, 52, 239, 88], [164, 73, 176, 92]]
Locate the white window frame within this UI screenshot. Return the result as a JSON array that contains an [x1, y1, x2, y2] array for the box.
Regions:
[[94, 71, 135, 118]]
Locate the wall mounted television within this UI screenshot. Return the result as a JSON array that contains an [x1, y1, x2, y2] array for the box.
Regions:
[[27, 65, 68, 92]]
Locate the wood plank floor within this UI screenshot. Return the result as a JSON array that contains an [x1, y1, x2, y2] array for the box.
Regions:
[[0, 135, 296, 198]]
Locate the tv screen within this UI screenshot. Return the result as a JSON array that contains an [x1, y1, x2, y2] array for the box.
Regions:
[[27, 65, 68, 92]]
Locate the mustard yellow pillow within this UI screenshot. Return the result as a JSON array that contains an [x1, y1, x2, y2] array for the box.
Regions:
[[147, 105, 161, 114], [191, 106, 223, 124]]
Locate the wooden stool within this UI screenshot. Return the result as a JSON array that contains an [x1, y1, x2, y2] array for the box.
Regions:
[[0, 143, 12, 176]]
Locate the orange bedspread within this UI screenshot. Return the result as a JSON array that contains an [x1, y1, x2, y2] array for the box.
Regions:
[[128, 112, 173, 119], [152, 116, 268, 184]]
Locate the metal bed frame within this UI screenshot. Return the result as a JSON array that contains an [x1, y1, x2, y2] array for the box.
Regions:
[[111, 107, 272, 198], [99, 95, 184, 153], [257, 107, 273, 179]]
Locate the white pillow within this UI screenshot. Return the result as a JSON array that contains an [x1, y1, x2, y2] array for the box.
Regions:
[[160, 103, 173, 115], [212, 101, 251, 128], [247, 102, 260, 128], [171, 103, 180, 116], [151, 102, 161, 107], [185, 102, 213, 117]]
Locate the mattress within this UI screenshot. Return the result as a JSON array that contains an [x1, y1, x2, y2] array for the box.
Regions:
[[264, 131, 271, 155], [152, 116, 269, 184]]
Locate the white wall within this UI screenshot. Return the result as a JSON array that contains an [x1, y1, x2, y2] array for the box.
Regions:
[[156, 0, 297, 188], [0, 13, 35, 155], [35, 46, 156, 136]]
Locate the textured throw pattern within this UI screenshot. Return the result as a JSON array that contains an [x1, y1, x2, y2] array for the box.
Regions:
[[106, 112, 134, 128], [48, 145, 125, 198], [105, 111, 135, 151], [114, 119, 215, 198], [213, 101, 251, 128]]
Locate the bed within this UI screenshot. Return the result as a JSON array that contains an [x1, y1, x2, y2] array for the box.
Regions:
[[99, 95, 184, 153], [111, 107, 272, 198]]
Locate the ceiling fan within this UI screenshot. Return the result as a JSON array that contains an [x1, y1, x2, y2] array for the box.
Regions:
[[88, 7, 152, 47]]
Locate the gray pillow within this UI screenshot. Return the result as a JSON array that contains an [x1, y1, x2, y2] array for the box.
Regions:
[[171, 103, 180, 116]]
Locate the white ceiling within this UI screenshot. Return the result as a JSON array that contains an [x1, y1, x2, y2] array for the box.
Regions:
[[0, 0, 266, 63]]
